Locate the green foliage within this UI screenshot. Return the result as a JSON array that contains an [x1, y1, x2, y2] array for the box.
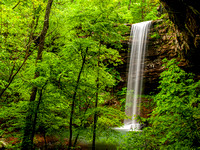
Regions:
[[117, 87, 127, 111], [0, 0, 160, 148], [119, 59, 200, 149], [146, 58, 200, 149], [151, 32, 160, 39], [119, 131, 146, 150], [97, 106, 125, 128]]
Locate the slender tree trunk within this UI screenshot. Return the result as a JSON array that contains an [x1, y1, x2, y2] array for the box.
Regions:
[[0, 3, 41, 99], [68, 47, 88, 150], [44, 130, 48, 150], [0, 11, 38, 99], [31, 81, 48, 146], [30, 88, 43, 146], [73, 101, 91, 147], [21, 0, 53, 149], [73, 133, 79, 148], [22, 83, 46, 150], [12, 1, 21, 9], [92, 82, 99, 150], [141, 0, 146, 21], [0, 54, 29, 98], [92, 45, 100, 150], [128, 0, 131, 10]]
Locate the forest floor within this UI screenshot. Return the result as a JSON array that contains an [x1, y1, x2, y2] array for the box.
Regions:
[[3, 134, 118, 150]]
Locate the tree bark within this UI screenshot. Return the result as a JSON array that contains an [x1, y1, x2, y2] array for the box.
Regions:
[[12, 1, 21, 9], [30, 81, 48, 147], [141, 0, 146, 20], [128, 0, 131, 10], [73, 100, 91, 147], [92, 45, 100, 150], [68, 47, 88, 150], [0, 10, 38, 99], [21, 0, 53, 149], [92, 80, 99, 150]]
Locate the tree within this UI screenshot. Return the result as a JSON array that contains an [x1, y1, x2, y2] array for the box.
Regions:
[[0, 0, 44, 99], [59, 0, 128, 147], [0, 0, 160, 149], [119, 59, 200, 150], [68, 47, 88, 149], [145, 59, 200, 149], [21, 0, 53, 149]]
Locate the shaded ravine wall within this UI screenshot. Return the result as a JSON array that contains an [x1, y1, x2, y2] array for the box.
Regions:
[[116, 19, 182, 96], [115, 12, 200, 117], [117, 0, 200, 95], [118, 0, 200, 93], [160, 0, 200, 75], [112, 0, 200, 117], [113, 19, 179, 118]]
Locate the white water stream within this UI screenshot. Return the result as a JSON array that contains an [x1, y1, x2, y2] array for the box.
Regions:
[[114, 21, 151, 132]]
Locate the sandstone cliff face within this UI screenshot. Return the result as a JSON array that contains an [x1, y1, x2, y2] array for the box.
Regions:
[[115, 0, 200, 119], [118, 0, 200, 95], [117, 19, 182, 95], [160, 0, 200, 74], [117, 18, 193, 118], [144, 19, 180, 94], [115, 19, 179, 118]]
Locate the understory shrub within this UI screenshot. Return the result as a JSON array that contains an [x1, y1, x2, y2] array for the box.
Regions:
[[119, 59, 200, 149]]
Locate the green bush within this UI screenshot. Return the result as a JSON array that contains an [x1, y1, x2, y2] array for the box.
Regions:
[[119, 59, 200, 149]]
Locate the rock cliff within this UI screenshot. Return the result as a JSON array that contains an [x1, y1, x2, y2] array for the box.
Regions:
[[160, 0, 200, 74], [117, 0, 200, 95], [117, 19, 182, 95], [114, 0, 200, 119]]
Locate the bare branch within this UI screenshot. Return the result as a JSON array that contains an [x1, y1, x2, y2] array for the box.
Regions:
[[12, 1, 21, 9]]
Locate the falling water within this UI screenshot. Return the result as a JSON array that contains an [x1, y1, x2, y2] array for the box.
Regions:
[[114, 21, 151, 132]]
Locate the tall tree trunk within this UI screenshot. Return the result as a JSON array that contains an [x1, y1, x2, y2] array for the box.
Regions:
[[141, 0, 146, 20], [21, 0, 53, 149], [92, 80, 99, 150], [44, 130, 48, 150], [12, 1, 21, 9], [30, 88, 43, 146], [73, 100, 91, 147], [92, 46, 100, 150], [68, 47, 88, 150], [31, 81, 48, 147], [0, 10, 38, 99], [128, 0, 132, 10]]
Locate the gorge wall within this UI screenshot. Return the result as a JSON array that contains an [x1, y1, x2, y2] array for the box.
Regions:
[[145, 0, 200, 94], [117, 19, 181, 96], [117, 0, 200, 96], [112, 1, 200, 117], [160, 0, 200, 74]]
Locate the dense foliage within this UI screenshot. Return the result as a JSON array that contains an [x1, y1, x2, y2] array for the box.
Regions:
[[4, 0, 199, 149], [120, 59, 200, 149]]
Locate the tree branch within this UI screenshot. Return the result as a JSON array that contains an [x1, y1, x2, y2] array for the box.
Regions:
[[12, 1, 21, 9]]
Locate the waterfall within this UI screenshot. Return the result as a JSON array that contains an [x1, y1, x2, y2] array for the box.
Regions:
[[114, 21, 151, 131]]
